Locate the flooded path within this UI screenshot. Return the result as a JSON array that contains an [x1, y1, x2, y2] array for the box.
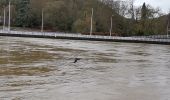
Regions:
[[0, 37, 170, 100]]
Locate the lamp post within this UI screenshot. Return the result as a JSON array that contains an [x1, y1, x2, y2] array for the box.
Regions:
[[167, 21, 169, 38], [90, 8, 93, 36], [41, 9, 44, 33], [8, 1, 11, 32], [3, 8, 6, 31], [110, 15, 114, 37]]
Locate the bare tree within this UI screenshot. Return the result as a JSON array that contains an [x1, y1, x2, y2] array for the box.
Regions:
[[128, 0, 135, 20], [119, 1, 129, 17]]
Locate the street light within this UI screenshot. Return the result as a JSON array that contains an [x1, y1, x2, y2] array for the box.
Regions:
[[3, 7, 6, 31], [90, 8, 93, 36], [167, 13, 170, 38], [167, 21, 169, 38], [8, 1, 11, 32], [41, 9, 44, 33], [110, 15, 114, 37]]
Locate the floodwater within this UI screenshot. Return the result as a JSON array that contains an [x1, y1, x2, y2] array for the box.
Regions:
[[0, 36, 170, 100]]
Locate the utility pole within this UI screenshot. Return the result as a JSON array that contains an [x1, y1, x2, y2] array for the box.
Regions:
[[3, 8, 6, 31], [90, 8, 93, 36], [8, 1, 11, 32], [110, 15, 113, 37], [167, 13, 170, 38], [41, 9, 44, 33], [167, 20, 169, 38]]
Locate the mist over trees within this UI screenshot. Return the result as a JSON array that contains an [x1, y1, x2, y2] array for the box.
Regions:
[[0, 0, 168, 36]]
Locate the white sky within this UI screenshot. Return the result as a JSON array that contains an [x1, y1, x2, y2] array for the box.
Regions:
[[134, 0, 170, 13]]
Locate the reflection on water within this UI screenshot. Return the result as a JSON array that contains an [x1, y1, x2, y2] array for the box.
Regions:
[[0, 37, 170, 100]]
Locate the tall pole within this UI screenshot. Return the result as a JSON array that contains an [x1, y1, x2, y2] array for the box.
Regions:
[[90, 8, 93, 36], [167, 21, 169, 38], [110, 15, 113, 37], [41, 9, 44, 33], [8, 1, 11, 32], [3, 8, 6, 31]]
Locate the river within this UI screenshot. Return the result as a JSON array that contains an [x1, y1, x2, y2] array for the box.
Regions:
[[0, 36, 170, 100]]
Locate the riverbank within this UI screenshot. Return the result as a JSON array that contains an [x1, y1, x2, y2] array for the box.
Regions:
[[0, 30, 170, 45]]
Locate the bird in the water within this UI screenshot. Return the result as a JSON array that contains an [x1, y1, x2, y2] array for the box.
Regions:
[[73, 58, 81, 63]]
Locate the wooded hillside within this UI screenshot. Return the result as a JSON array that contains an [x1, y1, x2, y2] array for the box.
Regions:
[[0, 0, 168, 36]]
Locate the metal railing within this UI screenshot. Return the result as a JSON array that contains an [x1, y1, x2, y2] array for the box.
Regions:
[[0, 30, 170, 43]]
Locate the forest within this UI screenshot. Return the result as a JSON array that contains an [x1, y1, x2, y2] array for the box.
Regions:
[[0, 0, 169, 36]]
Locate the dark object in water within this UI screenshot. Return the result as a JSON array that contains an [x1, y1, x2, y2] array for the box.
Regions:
[[74, 58, 81, 63]]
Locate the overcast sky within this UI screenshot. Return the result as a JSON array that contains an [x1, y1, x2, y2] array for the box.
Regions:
[[134, 0, 170, 13]]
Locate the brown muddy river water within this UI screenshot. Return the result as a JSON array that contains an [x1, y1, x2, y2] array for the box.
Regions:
[[0, 36, 170, 100]]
